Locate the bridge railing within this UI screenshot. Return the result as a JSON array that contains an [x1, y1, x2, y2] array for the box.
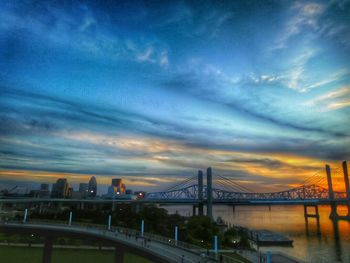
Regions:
[[5, 219, 246, 262]]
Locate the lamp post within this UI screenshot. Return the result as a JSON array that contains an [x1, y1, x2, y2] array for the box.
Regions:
[[267, 251, 271, 263], [23, 208, 28, 223], [141, 220, 144, 237], [68, 211, 72, 226], [108, 215, 111, 230], [175, 226, 178, 246]]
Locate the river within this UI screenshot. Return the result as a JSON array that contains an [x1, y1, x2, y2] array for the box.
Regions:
[[162, 204, 350, 263]]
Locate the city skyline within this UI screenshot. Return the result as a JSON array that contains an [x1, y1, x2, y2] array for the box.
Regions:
[[1, 0, 350, 192]]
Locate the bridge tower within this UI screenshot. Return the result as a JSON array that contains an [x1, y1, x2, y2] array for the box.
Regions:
[[326, 164, 335, 200], [326, 161, 350, 220], [198, 170, 204, 216], [342, 161, 350, 202], [326, 164, 337, 219], [207, 167, 213, 220]]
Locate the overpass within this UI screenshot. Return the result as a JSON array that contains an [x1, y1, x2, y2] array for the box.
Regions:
[[0, 220, 224, 263]]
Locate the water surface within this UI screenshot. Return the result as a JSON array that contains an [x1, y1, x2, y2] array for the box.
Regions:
[[163, 204, 350, 263]]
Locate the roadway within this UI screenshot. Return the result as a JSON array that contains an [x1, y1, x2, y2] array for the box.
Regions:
[[0, 197, 349, 206], [0, 221, 224, 263]]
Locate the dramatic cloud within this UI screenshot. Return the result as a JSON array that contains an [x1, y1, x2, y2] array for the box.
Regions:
[[0, 0, 349, 193]]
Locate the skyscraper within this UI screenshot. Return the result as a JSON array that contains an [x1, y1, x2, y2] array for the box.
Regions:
[[51, 178, 69, 198], [88, 176, 97, 197], [112, 179, 122, 188], [79, 183, 89, 198], [111, 178, 125, 194]]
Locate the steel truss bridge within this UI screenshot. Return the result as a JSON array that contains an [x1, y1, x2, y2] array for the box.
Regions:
[[146, 184, 345, 201]]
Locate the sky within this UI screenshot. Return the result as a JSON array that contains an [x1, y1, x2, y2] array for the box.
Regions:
[[0, 0, 349, 193]]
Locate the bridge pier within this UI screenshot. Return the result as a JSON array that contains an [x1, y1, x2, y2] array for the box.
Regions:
[[114, 247, 124, 263], [304, 205, 320, 221], [42, 236, 54, 263], [56, 202, 62, 213], [304, 205, 321, 236], [326, 162, 350, 220], [198, 170, 204, 216], [135, 203, 141, 213], [331, 217, 342, 262], [207, 167, 213, 220], [343, 161, 350, 205], [39, 202, 44, 214], [198, 203, 203, 216]]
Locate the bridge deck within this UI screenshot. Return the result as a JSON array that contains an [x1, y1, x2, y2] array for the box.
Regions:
[[0, 222, 221, 263], [1, 198, 349, 205]]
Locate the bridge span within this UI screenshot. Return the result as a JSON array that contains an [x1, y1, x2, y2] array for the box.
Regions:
[[0, 221, 220, 263]]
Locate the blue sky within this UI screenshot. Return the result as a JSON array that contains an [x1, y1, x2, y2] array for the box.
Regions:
[[0, 0, 349, 192]]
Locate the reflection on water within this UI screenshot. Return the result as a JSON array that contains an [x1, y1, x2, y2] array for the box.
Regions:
[[163, 205, 350, 263]]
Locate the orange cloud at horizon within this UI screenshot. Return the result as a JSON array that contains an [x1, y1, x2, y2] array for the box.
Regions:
[[1, 130, 348, 193], [0, 168, 185, 190]]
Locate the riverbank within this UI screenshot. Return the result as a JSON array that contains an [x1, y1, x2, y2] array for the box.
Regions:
[[163, 204, 350, 263]]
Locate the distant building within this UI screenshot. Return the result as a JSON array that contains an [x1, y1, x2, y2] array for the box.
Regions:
[[88, 176, 97, 197], [134, 191, 146, 200], [41, 184, 50, 191], [39, 184, 50, 198], [51, 179, 69, 198], [68, 187, 73, 198], [111, 178, 125, 194], [79, 183, 89, 198], [103, 186, 136, 200], [30, 190, 40, 198], [71, 191, 84, 199], [125, 189, 133, 195], [112, 179, 122, 188], [104, 185, 116, 198]]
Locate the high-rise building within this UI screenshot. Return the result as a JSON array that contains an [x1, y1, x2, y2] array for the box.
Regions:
[[112, 179, 122, 188], [79, 183, 88, 198], [111, 178, 125, 194], [51, 178, 69, 198], [106, 185, 116, 198], [88, 176, 97, 197]]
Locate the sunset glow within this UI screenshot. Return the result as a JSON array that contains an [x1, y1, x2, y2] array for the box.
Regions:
[[0, 0, 349, 193]]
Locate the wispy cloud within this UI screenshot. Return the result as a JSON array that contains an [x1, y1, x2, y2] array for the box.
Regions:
[[281, 48, 318, 92], [305, 69, 350, 90], [304, 85, 350, 111], [0, 2, 170, 69], [1, 1, 349, 191], [272, 2, 326, 50], [137, 47, 154, 62]]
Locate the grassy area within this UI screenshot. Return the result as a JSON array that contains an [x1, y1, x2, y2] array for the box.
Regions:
[[0, 246, 43, 263], [0, 246, 153, 263], [222, 252, 253, 263]]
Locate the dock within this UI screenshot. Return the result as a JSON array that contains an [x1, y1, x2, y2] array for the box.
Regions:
[[249, 229, 293, 247]]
